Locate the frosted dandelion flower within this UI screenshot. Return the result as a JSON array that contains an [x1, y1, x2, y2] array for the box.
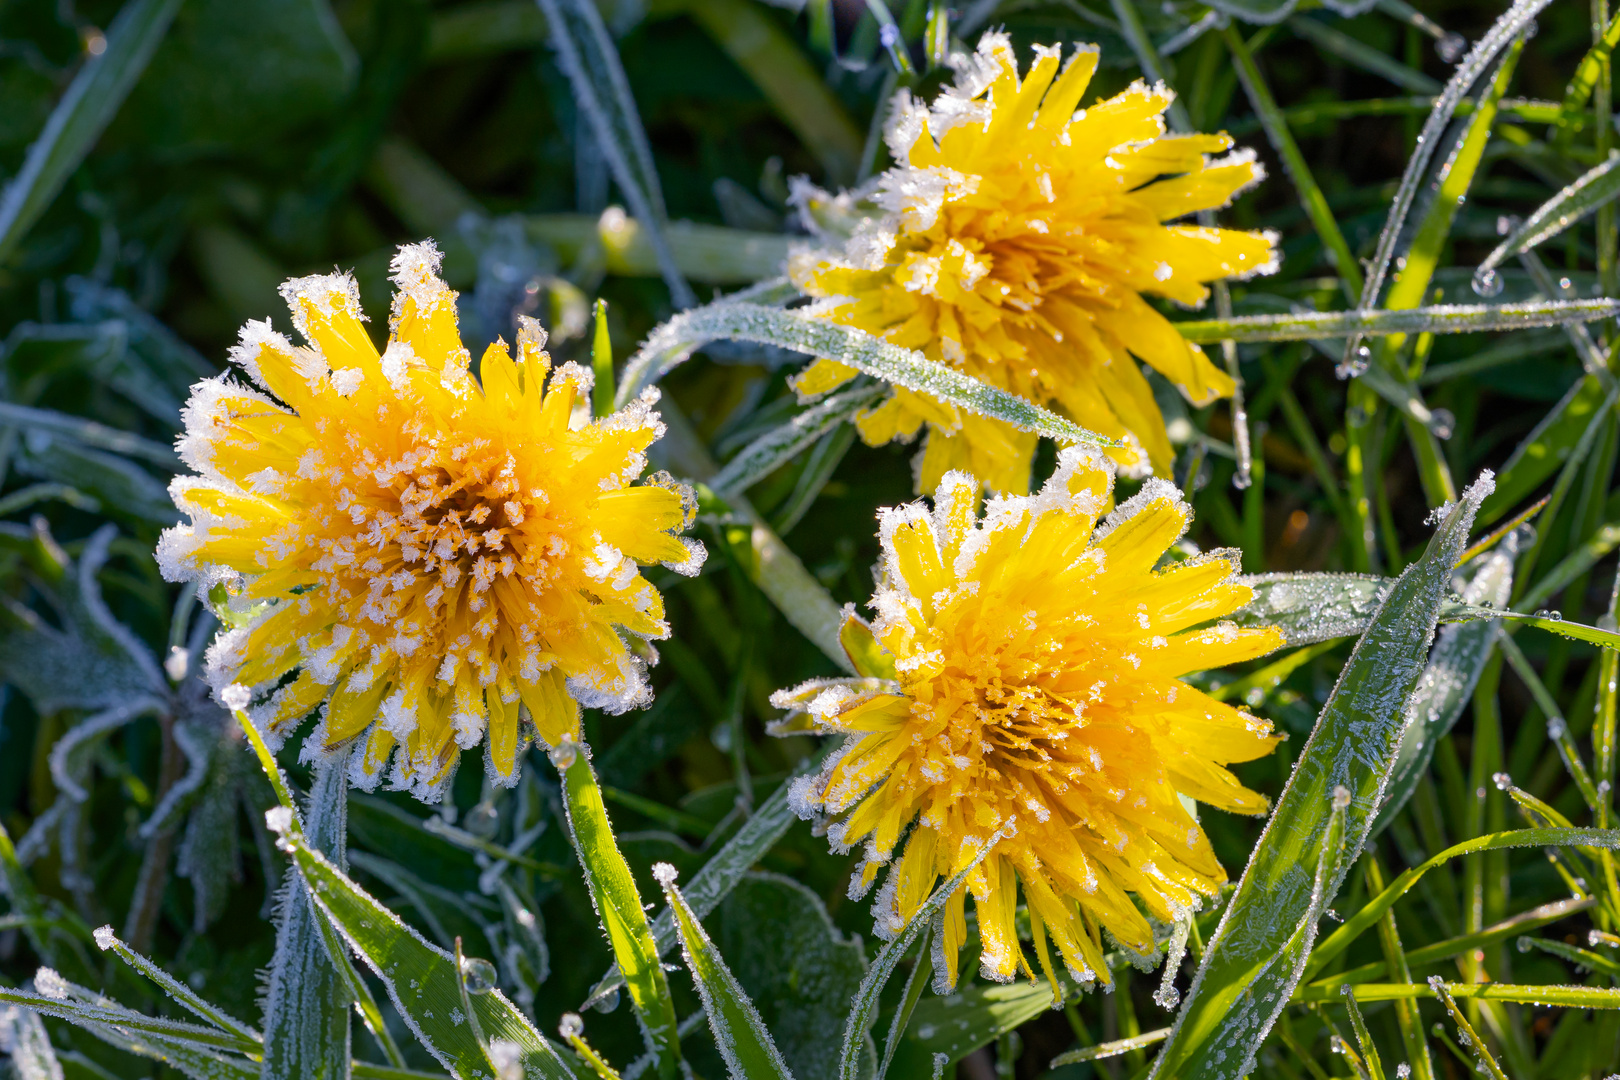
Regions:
[[771, 448, 1281, 995], [158, 241, 704, 800], [790, 33, 1276, 493]]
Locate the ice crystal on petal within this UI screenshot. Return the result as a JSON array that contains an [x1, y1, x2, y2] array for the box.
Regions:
[[159, 241, 700, 798], [769, 449, 1282, 997], [790, 33, 1276, 495]]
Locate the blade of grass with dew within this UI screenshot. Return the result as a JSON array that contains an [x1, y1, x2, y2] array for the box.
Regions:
[[1051, 1028, 1173, 1068], [1371, 541, 1517, 838], [259, 759, 350, 1080], [262, 817, 577, 1080], [1303, 826, 1620, 980], [583, 743, 837, 1010], [1151, 785, 1355, 1079], [92, 928, 260, 1042], [653, 863, 793, 1080], [838, 829, 1006, 1080], [1478, 154, 1620, 281], [1293, 979, 1620, 1008], [1368, 36, 1525, 507], [1341, 0, 1556, 371], [0, 0, 183, 262], [1175, 298, 1620, 343], [710, 383, 883, 497], [1149, 474, 1494, 1079], [556, 748, 680, 1080], [533, 0, 695, 307], [621, 303, 1114, 449]]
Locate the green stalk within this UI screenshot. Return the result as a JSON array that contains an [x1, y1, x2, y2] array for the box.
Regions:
[[558, 747, 681, 1080], [1365, 858, 1435, 1080], [1224, 24, 1362, 303]]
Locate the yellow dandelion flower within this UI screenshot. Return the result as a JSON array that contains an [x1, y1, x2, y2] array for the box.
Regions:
[[789, 33, 1276, 494], [158, 241, 703, 800], [771, 449, 1282, 995]]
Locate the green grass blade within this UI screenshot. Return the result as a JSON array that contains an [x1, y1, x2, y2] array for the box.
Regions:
[[1292, 979, 1620, 1008], [1224, 23, 1362, 301], [711, 383, 883, 497], [1051, 1028, 1172, 1068], [653, 863, 794, 1080], [585, 746, 836, 1009], [0, 401, 181, 470], [1561, 6, 1620, 125], [0, 0, 183, 262], [1175, 298, 1620, 343], [1480, 154, 1620, 280], [558, 748, 680, 1080], [1342, 0, 1554, 368], [839, 830, 1004, 1080], [1305, 826, 1620, 981], [1364, 859, 1433, 1080], [535, 0, 695, 307], [1519, 935, 1620, 977], [259, 759, 350, 1080], [624, 303, 1117, 449], [262, 818, 576, 1080], [1369, 544, 1515, 838], [1149, 475, 1494, 1079], [1477, 373, 1613, 527], [92, 927, 260, 1042], [1428, 979, 1509, 1080]]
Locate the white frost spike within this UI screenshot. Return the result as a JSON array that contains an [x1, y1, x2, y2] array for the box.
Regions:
[[558, 1013, 584, 1038], [93, 925, 117, 951], [488, 1040, 524, 1080], [220, 683, 251, 711], [652, 861, 679, 887]]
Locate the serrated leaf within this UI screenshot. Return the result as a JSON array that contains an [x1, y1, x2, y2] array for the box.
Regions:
[[1149, 473, 1493, 1079]]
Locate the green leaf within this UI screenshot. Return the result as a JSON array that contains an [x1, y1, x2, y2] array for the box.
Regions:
[[112, 0, 356, 153], [536, 0, 694, 307], [259, 759, 351, 1080], [622, 303, 1117, 449], [1294, 980, 1620, 1008], [1370, 544, 1517, 837], [840, 832, 1003, 1080], [1149, 473, 1494, 1080], [711, 383, 883, 498], [263, 817, 578, 1080], [1478, 372, 1613, 527], [1304, 827, 1620, 984], [653, 863, 794, 1080], [1478, 153, 1620, 280], [585, 748, 834, 1009], [0, 0, 183, 262], [558, 748, 681, 1080], [715, 874, 868, 1080], [1175, 298, 1620, 344]]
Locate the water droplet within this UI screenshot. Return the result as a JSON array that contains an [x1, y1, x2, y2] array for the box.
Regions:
[[590, 987, 621, 1013], [1437, 32, 1468, 63], [1473, 267, 1504, 297], [1431, 407, 1455, 440], [460, 956, 498, 994], [1559, 276, 1575, 295], [1517, 936, 1533, 953], [711, 721, 734, 751]]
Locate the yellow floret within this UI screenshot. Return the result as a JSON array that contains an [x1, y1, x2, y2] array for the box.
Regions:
[[771, 448, 1282, 996], [159, 241, 703, 801], [791, 33, 1276, 494]]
